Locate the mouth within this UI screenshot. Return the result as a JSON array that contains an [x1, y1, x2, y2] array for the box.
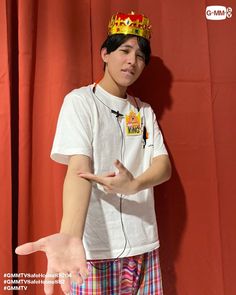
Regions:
[[121, 69, 135, 76]]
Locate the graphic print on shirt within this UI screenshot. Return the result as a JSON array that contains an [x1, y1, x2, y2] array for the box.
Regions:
[[125, 110, 142, 136]]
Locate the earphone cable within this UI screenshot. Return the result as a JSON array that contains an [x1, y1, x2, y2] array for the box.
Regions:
[[88, 85, 129, 271]]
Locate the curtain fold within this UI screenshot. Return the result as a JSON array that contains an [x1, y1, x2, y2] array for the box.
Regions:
[[16, 1, 93, 294], [1, 1, 236, 294], [0, 1, 14, 294]]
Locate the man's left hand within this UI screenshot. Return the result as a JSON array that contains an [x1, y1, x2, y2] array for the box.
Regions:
[[77, 160, 138, 195]]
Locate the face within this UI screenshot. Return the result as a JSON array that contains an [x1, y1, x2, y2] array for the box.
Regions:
[[101, 37, 146, 92]]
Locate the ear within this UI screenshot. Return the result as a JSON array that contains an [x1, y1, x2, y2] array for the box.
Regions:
[[101, 47, 109, 63]]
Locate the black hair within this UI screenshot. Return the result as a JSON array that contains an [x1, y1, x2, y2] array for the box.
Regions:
[[101, 34, 151, 66]]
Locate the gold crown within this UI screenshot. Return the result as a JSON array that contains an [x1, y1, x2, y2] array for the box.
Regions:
[[108, 11, 151, 40]]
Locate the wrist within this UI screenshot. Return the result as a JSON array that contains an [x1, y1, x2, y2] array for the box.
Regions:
[[59, 230, 83, 242], [60, 222, 84, 239], [131, 178, 141, 194]]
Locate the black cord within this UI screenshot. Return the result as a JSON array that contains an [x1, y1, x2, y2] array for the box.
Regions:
[[88, 85, 147, 271], [91, 84, 124, 118], [89, 196, 128, 271], [89, 85, 129, 271]]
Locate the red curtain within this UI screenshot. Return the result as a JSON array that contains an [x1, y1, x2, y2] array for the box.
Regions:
[[0, 0, 13, 291], [1, 0, 236, 294]]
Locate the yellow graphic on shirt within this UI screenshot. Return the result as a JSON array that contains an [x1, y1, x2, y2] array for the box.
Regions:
[[125, 110, 142, 136]]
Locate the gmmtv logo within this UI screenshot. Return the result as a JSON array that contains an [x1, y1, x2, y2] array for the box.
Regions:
[[206, 6, 233, 20]]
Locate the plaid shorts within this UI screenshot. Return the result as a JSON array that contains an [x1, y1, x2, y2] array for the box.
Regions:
[[70, 248, 163, 295]]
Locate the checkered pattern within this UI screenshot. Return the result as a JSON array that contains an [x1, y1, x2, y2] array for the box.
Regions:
[[71, 248, 163, 295]]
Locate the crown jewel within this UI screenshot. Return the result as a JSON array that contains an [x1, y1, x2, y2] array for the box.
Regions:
[[108, 11, 151, 40]]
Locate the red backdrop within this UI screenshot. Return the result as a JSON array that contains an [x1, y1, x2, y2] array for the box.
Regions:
[[1, 0, 236, 294]]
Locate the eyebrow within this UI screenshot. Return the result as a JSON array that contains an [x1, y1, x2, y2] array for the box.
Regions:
[[120, 44, 134, 49]]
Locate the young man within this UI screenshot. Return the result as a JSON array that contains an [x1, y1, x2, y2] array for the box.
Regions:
[[16, 12, 171, 295]]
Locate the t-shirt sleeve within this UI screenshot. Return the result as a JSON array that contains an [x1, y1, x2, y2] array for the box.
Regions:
[[50, 91, 93, 165], [152, 110, 168, 158]]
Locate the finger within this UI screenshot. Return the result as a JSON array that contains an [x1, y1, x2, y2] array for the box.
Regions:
[[79, 263, 90, 280], [76, 269, 90, 286], [15, 238, 45, 255], [59, 273, 71, 295], [114, 159, 127, 173], [70, 270, 78, 282], [78, 172, 106, 185], [80, 271, 89, 282], [44, 268, 56, 295], [70, 270, 84, 286], [102, 172, 116, 177], [77, 172, 96, 180]]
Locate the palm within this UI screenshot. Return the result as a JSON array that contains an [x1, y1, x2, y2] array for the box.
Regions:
[[16, 233, 88, 295]]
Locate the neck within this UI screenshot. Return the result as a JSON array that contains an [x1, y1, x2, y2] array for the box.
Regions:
[[98, 76, 127, 99]]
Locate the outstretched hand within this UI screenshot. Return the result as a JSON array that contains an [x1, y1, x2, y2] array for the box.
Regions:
[[15, 233, 89, 295], [78, 160, 138, 195]]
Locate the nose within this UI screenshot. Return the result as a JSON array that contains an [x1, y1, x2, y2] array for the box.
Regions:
[[127, 53, 136, 65]]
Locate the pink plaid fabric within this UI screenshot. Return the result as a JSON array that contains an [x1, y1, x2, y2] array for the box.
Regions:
[[70, 248, 163, 294]]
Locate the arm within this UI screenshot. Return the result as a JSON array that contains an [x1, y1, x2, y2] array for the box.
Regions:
[[134, 154, 171, 192], [60, 154, 92, 237], [15, 154, 92, 295], [78, 155, 171, 195]]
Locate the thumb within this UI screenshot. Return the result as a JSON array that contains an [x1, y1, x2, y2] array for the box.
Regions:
[[114, 160, 127, 174], [15, 238, 45, 255]]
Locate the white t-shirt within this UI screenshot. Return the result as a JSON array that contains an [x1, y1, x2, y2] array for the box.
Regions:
[[51, 84, 168, 259]]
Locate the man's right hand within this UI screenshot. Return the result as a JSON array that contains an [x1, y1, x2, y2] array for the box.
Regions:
[[15, 233, 89, 295]]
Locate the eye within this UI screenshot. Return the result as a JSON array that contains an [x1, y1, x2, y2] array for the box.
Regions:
[[137, 54, 145, 61], [120, 49, 129, 54]]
